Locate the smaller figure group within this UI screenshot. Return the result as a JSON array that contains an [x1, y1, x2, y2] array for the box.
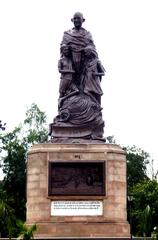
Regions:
[[58, 45, 77, 98]]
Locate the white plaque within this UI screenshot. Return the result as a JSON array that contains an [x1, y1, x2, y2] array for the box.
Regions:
[[51, 201, 103, 216]]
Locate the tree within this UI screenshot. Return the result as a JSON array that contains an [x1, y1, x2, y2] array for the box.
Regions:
[[23, 103, 48, 144], [130, 180, 158, 236], [124, 145, 149, 190], [1, 127, 27, 221], [17, 221, 37, 240], [106, 135, 116, 144], [140, 205, 152, 238], [0, 120, 6, 131], [0, 120, 6, 153], [0, 189, 17, 238], [122, 145, 158, 237], [0, 103, 48, 237]]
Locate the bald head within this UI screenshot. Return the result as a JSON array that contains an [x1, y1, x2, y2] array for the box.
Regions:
[[71, 12, 85, 29], [73, 12, 85, 20]]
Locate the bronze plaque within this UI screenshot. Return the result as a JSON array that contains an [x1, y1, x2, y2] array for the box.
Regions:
[[48, 161, 105, 196]]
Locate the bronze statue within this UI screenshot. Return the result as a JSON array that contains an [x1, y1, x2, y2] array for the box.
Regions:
[[58, 45, 78, 98], [49, 12, 105, 142]]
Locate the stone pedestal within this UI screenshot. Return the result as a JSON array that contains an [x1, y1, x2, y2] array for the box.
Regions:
[[26, 143, 130, 238]]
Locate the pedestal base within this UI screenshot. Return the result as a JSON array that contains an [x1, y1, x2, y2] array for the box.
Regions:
[[26, 143, 130, 238], [28, 222, 130, 238]]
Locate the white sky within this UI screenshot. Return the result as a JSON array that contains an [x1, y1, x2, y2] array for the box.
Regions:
[[0, 0, 158, 177]]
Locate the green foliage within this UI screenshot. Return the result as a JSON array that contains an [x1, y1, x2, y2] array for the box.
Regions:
[[130, 180, 158, 236], [17, 220, 37, 240], [140, 205, 152, 237], [0, 188, 17, 238], [124, 145, 149, 190], [106, 135, 116, 143], [0, 103, 48, 238], [124, 145, 158, 237], [152, 226, 158, 240], [23, 103, 48, 144], [0, 120, 6, 131], [0, 120, 6, 153], [148, 159, 158, 181], [0, 126, 27, 222]]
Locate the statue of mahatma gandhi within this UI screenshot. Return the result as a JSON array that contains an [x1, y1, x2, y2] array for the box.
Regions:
[[49, 12, 105, 142]]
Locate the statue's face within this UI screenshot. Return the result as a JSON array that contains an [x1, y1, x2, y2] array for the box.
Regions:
[[73, 13, 84, 29]]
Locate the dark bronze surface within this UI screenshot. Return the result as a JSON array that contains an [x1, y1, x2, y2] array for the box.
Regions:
[[48, 161, 105, 196], [49, 12, 105, 141]]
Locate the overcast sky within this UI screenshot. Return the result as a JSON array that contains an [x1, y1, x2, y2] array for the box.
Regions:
[[0, 0, 158, 178]]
